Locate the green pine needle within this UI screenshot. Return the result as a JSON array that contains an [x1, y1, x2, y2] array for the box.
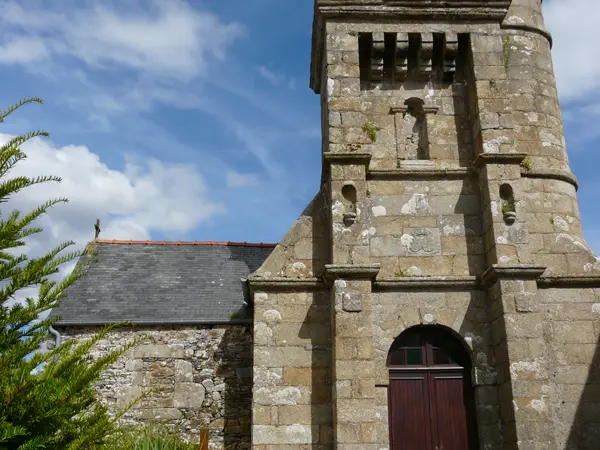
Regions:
[[0, 98, 141, 449]]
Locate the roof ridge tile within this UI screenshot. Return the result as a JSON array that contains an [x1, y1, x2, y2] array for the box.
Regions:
[[93, 239, 277, 248]]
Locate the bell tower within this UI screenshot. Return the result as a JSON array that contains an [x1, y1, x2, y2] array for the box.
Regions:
[[306, 0, 598, 448], [250, 1, 600, 449]]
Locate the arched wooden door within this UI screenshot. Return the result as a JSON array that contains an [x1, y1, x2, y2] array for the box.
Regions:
[[387, 326, 479, 450]]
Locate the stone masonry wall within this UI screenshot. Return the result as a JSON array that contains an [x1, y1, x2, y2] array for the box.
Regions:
[[324, 21, 487, 279], [539, 287, 600, 449], [59, 325, 252, 449], [325, 21, 485, 171], [252, 290, 333, 449], [504, 27, 598, 274], [366, 178, 485, 277], [253, 188, 329, 280]]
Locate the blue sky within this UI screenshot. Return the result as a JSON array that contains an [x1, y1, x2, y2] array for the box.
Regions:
[[0, 0, 599, 259]]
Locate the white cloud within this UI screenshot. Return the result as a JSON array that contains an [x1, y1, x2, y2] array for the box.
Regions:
[[257, 66, 284, 85], [0, 0, 243, 80], [226, 171, 259, 187], [257, 65, 297, 90], [0, 36, 50, 64], [1, 133, 225, 258], [544, 0, 600, 102]]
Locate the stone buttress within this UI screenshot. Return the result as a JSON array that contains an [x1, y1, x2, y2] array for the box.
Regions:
[[249, 1, 600, 449]]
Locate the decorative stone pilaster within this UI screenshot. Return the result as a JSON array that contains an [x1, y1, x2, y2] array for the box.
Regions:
[[481, 264, 555, 449], [325, 264, 380, 449], [324, 152, 371, 266], [474, 153, 531, 266], [468, 33, 533, 268]]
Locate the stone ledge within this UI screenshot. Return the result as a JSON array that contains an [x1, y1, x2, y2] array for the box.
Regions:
[[368, 167, 471, 180], [521, 167, 579, 191], [324, 263, 381, 283], [248, 277, 327, 293], [473, 152, 527, 167], [537, 275, 600, 288], [323, 152, 372, 165], [390, 105, 439, 115], [374, 276, 479, 291], [480, 264, 547, 288], [501, 23, 553, 47]]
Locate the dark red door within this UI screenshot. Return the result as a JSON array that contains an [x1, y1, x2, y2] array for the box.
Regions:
[[387, 327, 478, 450], [429, 371, 471, 450], [388, 372, 432, 450]]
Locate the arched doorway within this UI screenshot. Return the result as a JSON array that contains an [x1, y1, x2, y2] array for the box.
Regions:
[[387, 326, 479, 450]]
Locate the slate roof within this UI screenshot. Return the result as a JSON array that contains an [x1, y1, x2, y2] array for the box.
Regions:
[[50, 240, 275, 326]]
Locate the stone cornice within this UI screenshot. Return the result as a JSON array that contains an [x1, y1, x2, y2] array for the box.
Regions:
[[324, 263, 381, 283], [375, 276, 479, 291], [323, 152, 372, 165], [368, 167, 471, 180], [473, 152, 527, 167], [316, 1, 511, 21], [537, 275, 600, 288], [521, 168, 579, 191], [480, 264, 547, 288], [248, 277, 327, 293]]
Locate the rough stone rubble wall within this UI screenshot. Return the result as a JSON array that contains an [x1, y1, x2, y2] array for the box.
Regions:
[[60, 326, 252, 449], [252, 290, 333, 449]]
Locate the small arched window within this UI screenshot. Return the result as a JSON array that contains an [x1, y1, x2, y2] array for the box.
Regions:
[[387, 325, 471, 369]]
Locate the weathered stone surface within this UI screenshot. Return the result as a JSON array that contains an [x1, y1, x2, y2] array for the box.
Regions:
[[253, 424, 318, 445], [173, 383, 205, 408], [134, 344, 185, 359], [61, 325, 252, 448]]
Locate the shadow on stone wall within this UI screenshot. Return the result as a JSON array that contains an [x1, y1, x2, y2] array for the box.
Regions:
[[298, 290, 332, 448], [458, 290, 494, 449], [566, 330, 600, 448], [216, 319, 253, 450], [453, 39, 485, 280], [215, 245, 270, 448], [453, 35, 471, 168], [296, 188, 333, 447]]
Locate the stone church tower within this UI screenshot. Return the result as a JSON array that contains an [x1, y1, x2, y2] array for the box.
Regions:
[[249, 0, 600, 448]]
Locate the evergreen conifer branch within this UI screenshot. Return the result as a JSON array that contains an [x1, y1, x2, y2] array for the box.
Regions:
[[0, 99, 139, 449]]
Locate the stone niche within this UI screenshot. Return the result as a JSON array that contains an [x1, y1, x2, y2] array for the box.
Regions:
[[59, 325, 253, 448]]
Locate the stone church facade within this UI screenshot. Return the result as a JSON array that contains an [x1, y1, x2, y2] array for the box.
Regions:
[[52, 0, 600, 449]]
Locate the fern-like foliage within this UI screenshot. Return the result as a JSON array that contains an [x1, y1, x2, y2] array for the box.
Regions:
[[0, 99, 139, 449]]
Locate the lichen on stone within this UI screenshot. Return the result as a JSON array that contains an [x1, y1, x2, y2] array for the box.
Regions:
[[362, 121, 382, 143], [502, 35, 511, 71], [520, 154, 532, 170]]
